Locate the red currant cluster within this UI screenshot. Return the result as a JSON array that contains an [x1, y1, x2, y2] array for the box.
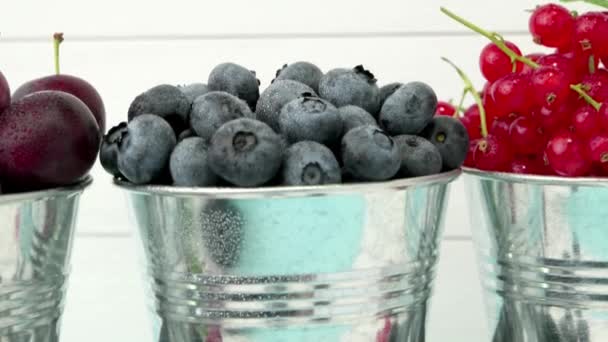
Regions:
[[440, 2, 608, 177]]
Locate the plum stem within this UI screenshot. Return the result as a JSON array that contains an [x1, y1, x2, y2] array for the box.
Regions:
[[570, 84, 602, 111], [53, 33, 64, 75], [561, 0, 608, 8], [441, 57, 488, 137], [440, 7, 539, 69]]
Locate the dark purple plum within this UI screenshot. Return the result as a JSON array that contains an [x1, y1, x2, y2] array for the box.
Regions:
[[0, 71, 9, 113], [0, 91, 100, 190]]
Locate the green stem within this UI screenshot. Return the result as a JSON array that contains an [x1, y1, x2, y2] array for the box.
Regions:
[[589, 55, 597, 74], [561, 0, 608, 8], [53, 33, 64, 75], [454, 88, 469, 118], [570, 84, 602, 111], [442, 57, 488, 137], [440, 7, 539, 69]]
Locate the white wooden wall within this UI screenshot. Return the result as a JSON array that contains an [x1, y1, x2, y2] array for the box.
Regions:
[[1, 1, 600, 340]]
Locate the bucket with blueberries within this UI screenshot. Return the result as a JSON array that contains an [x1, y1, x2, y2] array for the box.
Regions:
[[106, 59, 468, 341], [0, 177, 92, 342], [118, 171, 459, 342]]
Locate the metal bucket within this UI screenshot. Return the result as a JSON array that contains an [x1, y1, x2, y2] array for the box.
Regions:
[[464, 168, 608, 342], [116, 170, 459, 342], [0, 177, 92, 342]]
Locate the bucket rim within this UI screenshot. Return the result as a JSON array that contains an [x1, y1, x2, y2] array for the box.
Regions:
[[114, 169, 461, 198], [463, 167, 608, 187], [0, 176, 93, 204]]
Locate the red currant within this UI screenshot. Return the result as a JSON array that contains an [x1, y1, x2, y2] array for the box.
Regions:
[[546, 131, 592, 176], [573, 12, 608, 57], [479, 42, 524, 82], [596, 103, 608, 130], [538, 53, 577, 80], [535, 101, 573, 134], [464, 104, 478, 117], [522, 53, 546, 74], [490, 114, 518, 139], [529, 4, 575, 49], [461, 112, 482, 140], [580, 71, 608, 102], [573, 105, 601, 137], [509, 116, 545, 155], [587, 134, 608, 164], [482, 88, 501, 120], [464, 139, 479, 167], [436, 101, 456, 116], [531, 66, 573, 108], [561, 50, 600, 79], [490, 73, 533, 117], [473, 134, 513, 171]]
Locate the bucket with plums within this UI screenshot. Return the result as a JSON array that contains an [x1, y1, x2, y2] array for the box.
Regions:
[[0, 34, 102, 341], [106, 61, 467, 341], [442, 3, 608, 341]]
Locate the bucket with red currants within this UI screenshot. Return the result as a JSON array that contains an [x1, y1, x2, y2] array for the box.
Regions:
[[0, 34, 102, 341], [105, 60, 466, 340], [442, 2, 608, 341]]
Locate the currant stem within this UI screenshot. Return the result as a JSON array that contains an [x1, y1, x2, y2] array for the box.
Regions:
[[560, 0, 608, 9], [440, 7, 539, 69], [570, 84, 602, 111], [454, 88, 469, 118], [441, 57, 488, 137], [53, 33, 64, 75], [589, 55, 597, 74]]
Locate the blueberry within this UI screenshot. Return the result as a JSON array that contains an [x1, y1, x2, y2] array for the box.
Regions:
[[379, 82, 403, 108], [318, 65, 380, 115], [170, 137, 219, 187], [279, 94, 342, 145], [394, 135, 442, 177], [99, 122, 128, 177], [379, 82, 437, 135], [338, 105, 377, 134], [209, 118, 283, 187], [127, 84, 191, 133], [178, 129, 195, 141], [178, 83, 210, 104], [208, 63, 260, 110], [190, 91, 253, 141], [255, 80, 316, 132], [273, 62, 323, 93], [419, 116, 469, 170], [341, 125, 401, 181], [281, 141, 341, 186], [117, 114, 177, 184]]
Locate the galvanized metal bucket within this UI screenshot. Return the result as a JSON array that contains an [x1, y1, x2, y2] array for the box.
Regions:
[[0, 177, 92, 342], [116, 170, 460, 342], [465, 167, 608, 342]]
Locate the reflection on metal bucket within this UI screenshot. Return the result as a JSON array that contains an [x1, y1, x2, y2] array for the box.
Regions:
[[0, 178, 91, 342], [465, 168, 608, 342], [117, 170, 459, 342]]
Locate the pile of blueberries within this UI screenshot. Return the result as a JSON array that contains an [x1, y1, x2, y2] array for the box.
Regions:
[[100, 62, 469, 187]]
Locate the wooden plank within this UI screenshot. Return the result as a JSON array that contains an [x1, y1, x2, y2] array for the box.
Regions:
[[2, 0, 600, 38]]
